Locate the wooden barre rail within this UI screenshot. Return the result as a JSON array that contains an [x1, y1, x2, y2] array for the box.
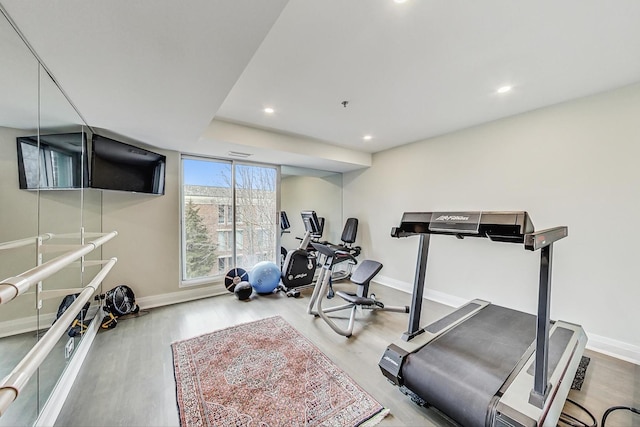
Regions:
[[0, 231, 117, 306], [0, 257, 117, 417]]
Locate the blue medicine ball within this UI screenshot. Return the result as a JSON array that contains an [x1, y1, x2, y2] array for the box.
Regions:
[[249, 261, 281, 294]]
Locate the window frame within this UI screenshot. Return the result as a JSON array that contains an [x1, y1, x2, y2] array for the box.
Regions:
[[180, 155, 281, 287]]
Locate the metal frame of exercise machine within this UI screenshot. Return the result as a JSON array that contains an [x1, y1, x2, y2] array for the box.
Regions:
[[378, 211, 587, 427], [327, 217, 362, 281], [308, 242, 408, 337]]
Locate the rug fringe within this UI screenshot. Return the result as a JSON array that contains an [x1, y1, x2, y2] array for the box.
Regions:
[[359, 408, 390, 427]]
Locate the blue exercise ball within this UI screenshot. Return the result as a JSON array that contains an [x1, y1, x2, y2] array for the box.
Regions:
[[249, 261, 281, 294]]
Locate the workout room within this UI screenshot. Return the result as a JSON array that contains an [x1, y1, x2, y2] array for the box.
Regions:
[[0, 2, 638, 427]]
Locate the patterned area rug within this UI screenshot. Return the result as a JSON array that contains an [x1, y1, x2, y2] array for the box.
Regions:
[[171, 316, 389, 427]]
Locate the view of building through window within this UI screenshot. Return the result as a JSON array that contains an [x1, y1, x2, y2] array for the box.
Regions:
[[182, 157, 277, 281]]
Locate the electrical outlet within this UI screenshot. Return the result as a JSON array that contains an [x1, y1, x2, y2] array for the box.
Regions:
[[65, 337, 74, 359]]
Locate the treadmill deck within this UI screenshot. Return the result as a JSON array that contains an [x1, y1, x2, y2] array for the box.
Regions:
[[403, 304, 536, 427]]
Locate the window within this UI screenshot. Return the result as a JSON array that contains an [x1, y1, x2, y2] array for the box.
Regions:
[[218, 205, 226, 224], [217, 256, 233, 273], [217, 230, 231, 251], [217, 205, 233, 224], [256, 228, 269, 246], [234, 164, 278, 270], [235, 207, 243, 225], [181, 157, 278, 284]]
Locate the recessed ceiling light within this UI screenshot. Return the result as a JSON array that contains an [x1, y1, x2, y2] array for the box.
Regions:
[[363, 135, 373, 141], [263, 107, 275, 114], [394, 0, 408, 3], [496, 85, 512, 94]]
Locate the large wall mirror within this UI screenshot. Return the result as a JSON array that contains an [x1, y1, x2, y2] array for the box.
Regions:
[[280, 166, 343, 252], [0, 9, 101, 426]]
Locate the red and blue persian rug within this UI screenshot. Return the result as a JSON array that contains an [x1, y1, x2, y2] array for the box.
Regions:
[[172, 316, 389, 427]]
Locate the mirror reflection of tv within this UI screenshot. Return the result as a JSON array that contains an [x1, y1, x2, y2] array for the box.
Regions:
[[90, 134, 166, 195], [16, 132, 88, 190]]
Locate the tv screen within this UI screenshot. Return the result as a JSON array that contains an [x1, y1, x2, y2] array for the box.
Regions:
[[90, 135, 166, 195], [16, 132, 88, 190]]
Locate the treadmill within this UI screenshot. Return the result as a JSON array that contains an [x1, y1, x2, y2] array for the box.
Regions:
[[378, 211, 587, 427]]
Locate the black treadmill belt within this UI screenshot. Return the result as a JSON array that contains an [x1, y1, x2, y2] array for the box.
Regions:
[[403, 304, 537, 427]]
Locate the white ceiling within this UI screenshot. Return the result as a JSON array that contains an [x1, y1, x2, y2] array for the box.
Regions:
[[3, 0, 640, 171], [1, 0, 289, 150]]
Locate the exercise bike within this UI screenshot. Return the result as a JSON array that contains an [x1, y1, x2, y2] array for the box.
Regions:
[[296, 212, 362, 282], [280, 210, 322, 296], [281, 210, 363, 297]]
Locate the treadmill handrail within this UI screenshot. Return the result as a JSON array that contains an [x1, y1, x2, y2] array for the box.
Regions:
[[524, 226, 568, 251]]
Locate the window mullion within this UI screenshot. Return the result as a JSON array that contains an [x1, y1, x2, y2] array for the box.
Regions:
[[231, 161, 237, 266]]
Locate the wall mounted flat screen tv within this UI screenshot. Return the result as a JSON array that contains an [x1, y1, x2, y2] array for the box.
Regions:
[[90, 134, 166, 195], [16, 132, 89, 190]]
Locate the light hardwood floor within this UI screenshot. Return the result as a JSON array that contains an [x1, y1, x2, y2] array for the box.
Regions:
[[54, 283, 639, 426]]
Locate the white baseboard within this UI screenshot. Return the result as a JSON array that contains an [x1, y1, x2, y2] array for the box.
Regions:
[[586, 332, 640, 365], [0, 312, 57, 338], [136, 284, 227, 310], [375, 274, 639, 366], [375, 274, 470, 308], [35, 313, 100, 427]]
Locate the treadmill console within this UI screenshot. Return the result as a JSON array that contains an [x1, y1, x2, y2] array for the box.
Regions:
[[391, 211, 535, 244]]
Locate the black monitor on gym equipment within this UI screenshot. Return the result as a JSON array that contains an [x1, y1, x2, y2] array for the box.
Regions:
[[301, 210, 322, 236], [280, 211, 291, 233]]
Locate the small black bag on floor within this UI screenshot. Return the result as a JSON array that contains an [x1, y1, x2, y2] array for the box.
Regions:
[[53, 294, 91, 337], [98, 285, 140, 329]]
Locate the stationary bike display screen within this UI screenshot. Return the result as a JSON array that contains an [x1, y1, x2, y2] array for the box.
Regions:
[[301, 210, 322, 235]]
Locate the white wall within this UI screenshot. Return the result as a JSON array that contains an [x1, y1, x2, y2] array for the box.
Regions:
[[281, 174, 343, 250], [99, 149, 180, 296], [343, 83, 640, 362], [99, 149, 225, 307]]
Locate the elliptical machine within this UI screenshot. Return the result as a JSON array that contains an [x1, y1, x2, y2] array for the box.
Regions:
[[280, 210, 322, 296], [307, 242, 408, 337]]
